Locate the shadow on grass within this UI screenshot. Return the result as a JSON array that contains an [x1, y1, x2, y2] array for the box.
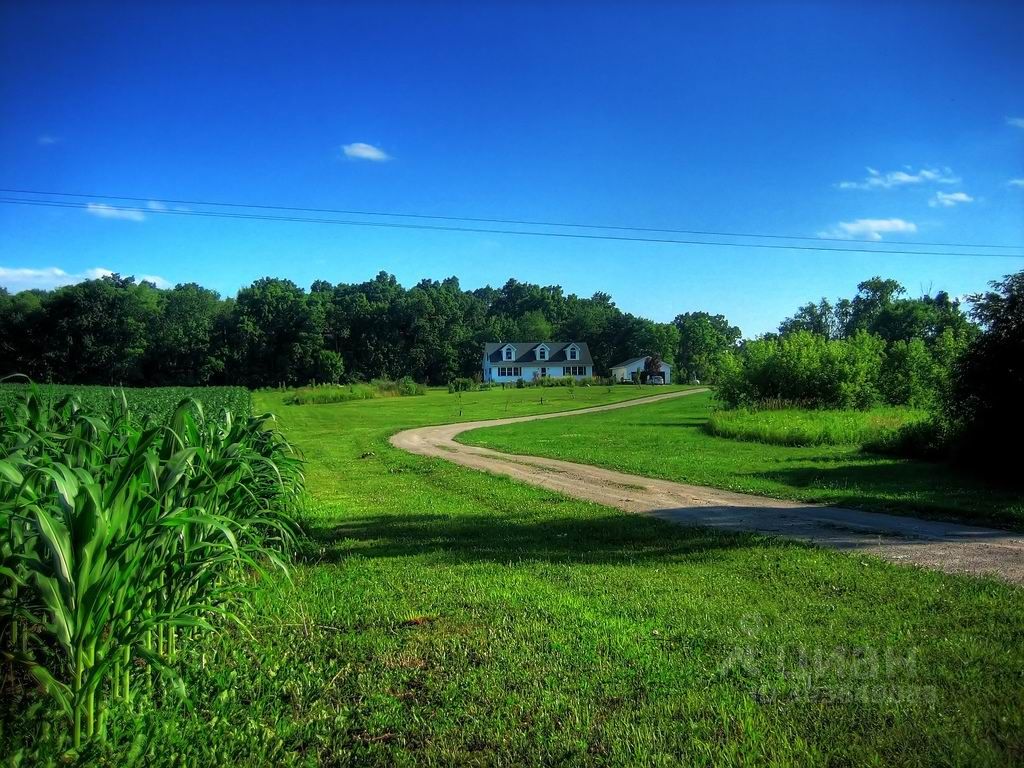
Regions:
[[302, 508, 778, 566], [757, 463, 1024, 530]]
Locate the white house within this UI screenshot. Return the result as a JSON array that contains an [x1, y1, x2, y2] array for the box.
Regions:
[[610, 356, 672, 383], [482, 342, 593, 383]]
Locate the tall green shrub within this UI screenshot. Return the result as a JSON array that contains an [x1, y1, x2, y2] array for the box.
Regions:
[[715, 330, 884, 409]]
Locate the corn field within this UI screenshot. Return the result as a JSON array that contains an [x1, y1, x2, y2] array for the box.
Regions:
[[0, 383, 252, 425], [0, 386, 302, 750]]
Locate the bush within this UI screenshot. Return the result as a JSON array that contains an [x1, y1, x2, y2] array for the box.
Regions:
[[534, 376, 576, 388], [716, 330, 886, 409], [391, 376, 426, 397], [285, 378, 424, 405], [513, 376, 605, 388], [879, 338, 938, 408], [448, 377, 476, 393]]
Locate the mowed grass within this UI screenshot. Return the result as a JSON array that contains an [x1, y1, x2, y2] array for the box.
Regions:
[[462, 390, 1024, 528], [704, 404, 929, 447], [64, 385, 1024, 766]]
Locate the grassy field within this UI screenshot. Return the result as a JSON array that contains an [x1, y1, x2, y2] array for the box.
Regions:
[[10, 384, 1018, 765], [704, 404, 929, 447], [462, 390, 1024, 529]]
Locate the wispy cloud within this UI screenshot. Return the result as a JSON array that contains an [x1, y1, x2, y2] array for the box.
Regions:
[[146, 200, 167, 211], [341, 142, 390, 161], [0, 266, 169, 291], [1007, 117, 1024, 129], [37, 134, 61, 146], [837, 166, 959, 190], [86, 203, 145, 222], [818, 218, 918, 241], [928, 191, 974, 208], [1009, 178, 1024, 188]]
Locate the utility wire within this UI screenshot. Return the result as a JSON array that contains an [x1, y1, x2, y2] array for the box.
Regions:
[[3, 196, 1023, 260], [1, 186, 1021, 251]]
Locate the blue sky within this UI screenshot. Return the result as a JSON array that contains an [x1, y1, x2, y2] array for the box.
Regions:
[[1, 1, 1022, 335]]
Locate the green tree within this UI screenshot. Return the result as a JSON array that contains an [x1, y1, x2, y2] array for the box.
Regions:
[[673, 312, 741, 383], [516, 309, 553, 341], [36, 275, 154, 384], [846, 276, 905, 335], [946, 271, 1024, 470], [779, 298, 848, 339], [148, 283, 229, 384], [231, 277, 334, 387], [0, 288, 47, 379]]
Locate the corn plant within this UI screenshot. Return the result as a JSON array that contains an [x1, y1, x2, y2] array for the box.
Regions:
[[0, 386, 302, 749]]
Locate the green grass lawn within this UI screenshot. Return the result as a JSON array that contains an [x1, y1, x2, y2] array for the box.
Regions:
[[461, 390, 1024, 529], [16, 385, 1023, 766]]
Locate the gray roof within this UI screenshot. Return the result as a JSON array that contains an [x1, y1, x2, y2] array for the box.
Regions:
[[611, 356, 671, 369], [484, 341, 593, 365]]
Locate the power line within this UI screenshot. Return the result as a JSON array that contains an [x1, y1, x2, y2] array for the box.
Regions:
[[3, 196, 1023, 260], [2, 186, 1021, 251]]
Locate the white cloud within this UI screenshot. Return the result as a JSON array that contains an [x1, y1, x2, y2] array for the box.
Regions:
[[0, 266, 170, 291], [818, 218, 918, 241], [37, 134, 60, 145], [146, 200, 167, 211], [0, 267, 76, 290], [1009, 178, 1024, 188], [837, 166, 959, 190], [928, 191, 974, 208], [341, 142, 390, 161], [1007, 117, 1024, 129], [86, 203, 145, 222]]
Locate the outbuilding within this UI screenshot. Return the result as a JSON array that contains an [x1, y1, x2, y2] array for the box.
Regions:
[[610, 356, 672, 384]]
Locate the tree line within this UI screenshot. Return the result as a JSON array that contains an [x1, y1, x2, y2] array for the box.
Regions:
[[717, 272, 1022, 471], [0, 272, 739, 388], [718, 276, 977, 410]]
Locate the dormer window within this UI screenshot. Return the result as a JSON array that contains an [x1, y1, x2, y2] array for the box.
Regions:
[[504, 347, 514, 361], [569, 347, 578, 360], [538, 348, 547, 361]]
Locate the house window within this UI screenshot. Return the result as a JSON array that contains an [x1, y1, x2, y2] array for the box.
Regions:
[[569, 347, 578, 360], [498, 366, 521, 377], [504, 347, 514, 361], [563, 366, 587, 376], [538, 348, 547, 360]]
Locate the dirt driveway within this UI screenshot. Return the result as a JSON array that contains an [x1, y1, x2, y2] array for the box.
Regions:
[[390, 389, 1024, 584]]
